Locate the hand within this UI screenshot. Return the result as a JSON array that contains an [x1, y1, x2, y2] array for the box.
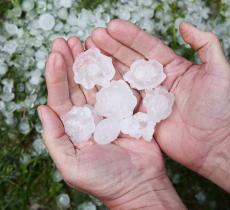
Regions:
[[38, 38, 186, 209], [89, 19, 230, 192]]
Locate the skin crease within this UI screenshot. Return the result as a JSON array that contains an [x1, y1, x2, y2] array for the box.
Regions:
[[38, 37, 186, 209], [90, 19, 230, 192]]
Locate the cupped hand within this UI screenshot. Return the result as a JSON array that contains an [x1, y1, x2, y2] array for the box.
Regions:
[[89, 19, 230, 192], [38, 38, 185, 209]]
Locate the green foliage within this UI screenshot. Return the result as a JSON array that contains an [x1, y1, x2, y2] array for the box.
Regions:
[[78, 0, 118, 10], [10, 0, 21, 7], [0, 0, 12, 18], [166, 158, 230, 210], [0, 132, 93, 210]]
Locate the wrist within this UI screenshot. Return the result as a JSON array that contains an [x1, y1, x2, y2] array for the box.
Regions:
[[198, 135, 230, 192], [104, 175, 186, 210]]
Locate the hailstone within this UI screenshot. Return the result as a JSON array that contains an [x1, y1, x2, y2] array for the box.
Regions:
[[143, 86, 175, 122], [84, 104, 103, 125], [38, 13, 55, 31], [73, 48, 115, 89], [60, 0, 72, 8], [121, 112, 155, 141], [94, 118, 120, 145], [95, 80, 137, 119], [61, 106, 96, 144], [123, 59, 166, 90]]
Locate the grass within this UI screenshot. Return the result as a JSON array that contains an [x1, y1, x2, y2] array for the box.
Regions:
[[0, 0, 12, 18], [78, 0, 111, 10]]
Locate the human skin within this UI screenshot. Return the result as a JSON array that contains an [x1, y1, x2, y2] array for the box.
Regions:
[[89, 19, 230, 192], [38, 38, 186, 209]]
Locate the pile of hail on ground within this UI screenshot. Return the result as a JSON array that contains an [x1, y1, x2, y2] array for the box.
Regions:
[[61, 48, 175, 145]]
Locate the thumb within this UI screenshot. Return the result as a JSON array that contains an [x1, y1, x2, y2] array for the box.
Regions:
[[37, 105, 76, 175], [179, 22, 227, 65]]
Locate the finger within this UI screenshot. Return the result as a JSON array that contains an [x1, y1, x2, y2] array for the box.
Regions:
[[67, 36, 83, 59], [95, 21, 193, 90], [52, 38, 76, 89], [179, 22, 228, 65], [85, 37, 96, 49], [112, 59, 129, 76], [107, 19, 177, 66], [92, 28, 143, 66], [45, 52, 72, 116], [38, 105, 76, 176], [67, 37, 87, 106], [85, 37, 110, 56]]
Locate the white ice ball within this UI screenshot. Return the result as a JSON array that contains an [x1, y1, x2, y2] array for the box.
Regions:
[[124, 59, 166, 90], [57, 193, 70, 209], [94, 118, 120, 145], [73, 48, 115, 89], [4, 23, 19, 36], [78, 202, 96, 210], [32, 138, 46, 155], [143, 86, 175, 122], [38, 13, 55, 31], [95, 80, 137, 119], [22, 0, 35, 11], [121, 112, 155, 141], [61, 106, 96, 144], [60, 0, 72, 8], [0, 62, 8, 75]]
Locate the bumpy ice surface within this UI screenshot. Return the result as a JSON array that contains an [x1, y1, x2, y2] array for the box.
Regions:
[[95, 80, 137, 119], [143, 86, 175, 123], [124, 59, 166, 90], [73, 48, 115, 89], [84, 104, 103, 125], [94, 118, 121, 145], [61, 106, 96, 144], [121, 112, 155, 141], [65, 52, 174, 144]]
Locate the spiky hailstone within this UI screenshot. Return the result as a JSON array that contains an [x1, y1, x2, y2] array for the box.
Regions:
[[95, 80, 137, 119], [73, 48, 116, 89], [121, 112, 155, 141], [61, 106, 96, 144], [124, 59, 166, 90], [143, 86, 175, 123], [94, 118, 120, 145]]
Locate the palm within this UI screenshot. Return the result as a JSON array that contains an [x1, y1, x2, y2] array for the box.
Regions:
[[158, 62, 230, 170], [65, 140, 164, 200], [43, 37, 165, 201], [89, 19, 230, 173]]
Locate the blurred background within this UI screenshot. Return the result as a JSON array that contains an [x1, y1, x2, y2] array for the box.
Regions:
[[0, 0, 230, 209]]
